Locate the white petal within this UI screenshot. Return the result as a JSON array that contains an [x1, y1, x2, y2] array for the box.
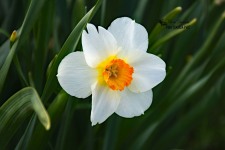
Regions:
[[82, 24, 118, 67], [57, 52, 97, 98], [108, 17, 148, 58], [128, 53, 166, 93], [91, 83, 120, 125], [116, 89, 152, 118]]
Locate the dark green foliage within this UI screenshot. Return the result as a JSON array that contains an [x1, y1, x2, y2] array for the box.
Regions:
[[0, 0, 225, 149]]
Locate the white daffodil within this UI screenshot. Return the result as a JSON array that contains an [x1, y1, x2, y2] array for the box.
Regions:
[[57, 17, 166, 125]]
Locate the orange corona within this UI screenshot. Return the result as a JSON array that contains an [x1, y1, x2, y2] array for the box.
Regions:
[[102, 59, 134, 91]]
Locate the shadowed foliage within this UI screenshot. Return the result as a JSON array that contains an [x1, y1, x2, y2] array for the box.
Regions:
[[0, 0, 225, 149]]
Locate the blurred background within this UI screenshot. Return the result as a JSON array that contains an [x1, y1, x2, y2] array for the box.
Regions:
[[0, 0, 225, 149]]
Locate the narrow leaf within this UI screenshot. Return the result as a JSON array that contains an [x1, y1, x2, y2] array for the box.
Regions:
[[169, 11, 225, 94], [149, 18, 197, 52], [149, 6, 182, 42], [25, 91, 68, 150], [0, 40, 10, 68], [41, 0, 103, 101], [0, 0, 46, 94], [0, 87, 50, 148]]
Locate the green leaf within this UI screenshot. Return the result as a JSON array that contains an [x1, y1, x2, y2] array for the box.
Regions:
[[33, 0, 54, 93], [18, 0, 46, 46], [168, 11, 225, 95], [41, 0, 103, 101], [0, 41, 17, 94], [135, 55, 225, 149], [13, 55, 29, 86], [152, 86, 219, 149], [0, 28, 10, 38], [150, 59, 225, 149], [103, 116, 121, 150], [0, 40, 10, 68], [55, 96, 76, 150], [0, 87, 50, 149], [133, 0, 149, 22], [0, 0, 46, 94], [71, 0, 86, 27], [25, 90, 68, 150], [149, 6, 182, 43], [100, 0, 107, 26], [149, 18, 197, 53]]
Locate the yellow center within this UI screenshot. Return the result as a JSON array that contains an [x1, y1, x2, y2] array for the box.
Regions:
[[98, 57, 134, 91]]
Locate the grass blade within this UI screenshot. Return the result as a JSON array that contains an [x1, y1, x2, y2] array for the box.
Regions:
[[0, 40, 10, 68], [168, 11, 225, 94], [149, 18, 197, 53], [26, 90, 68, 150], [41, 0, 103, 101], [0, 0, 46, 94], [0, 41, 17, 94], [149, 6, 182, 43], [0, 87, 50, 148], [33, 0, 54, 93]]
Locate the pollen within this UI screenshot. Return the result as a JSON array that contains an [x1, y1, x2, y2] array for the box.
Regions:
[[102, 59, 134, 91]]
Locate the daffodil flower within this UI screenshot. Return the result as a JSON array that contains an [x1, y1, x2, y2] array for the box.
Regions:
[[57, 17, 166, 125]]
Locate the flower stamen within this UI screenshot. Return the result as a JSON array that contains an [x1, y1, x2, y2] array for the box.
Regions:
[[105, 64, 118, 77], [102, 59, 134, 91]]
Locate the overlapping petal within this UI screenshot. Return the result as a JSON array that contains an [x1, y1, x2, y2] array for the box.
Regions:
[[128, 53, 166, 93], [82, 24, 119, 67], [108, 17, 148, 58], [116, 89, 152, 118], [57, 52, 97, 98], [91, 83, 120, 125]]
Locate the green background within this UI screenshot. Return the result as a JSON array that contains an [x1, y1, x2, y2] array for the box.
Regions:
[[0, 0, 225, 149]]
